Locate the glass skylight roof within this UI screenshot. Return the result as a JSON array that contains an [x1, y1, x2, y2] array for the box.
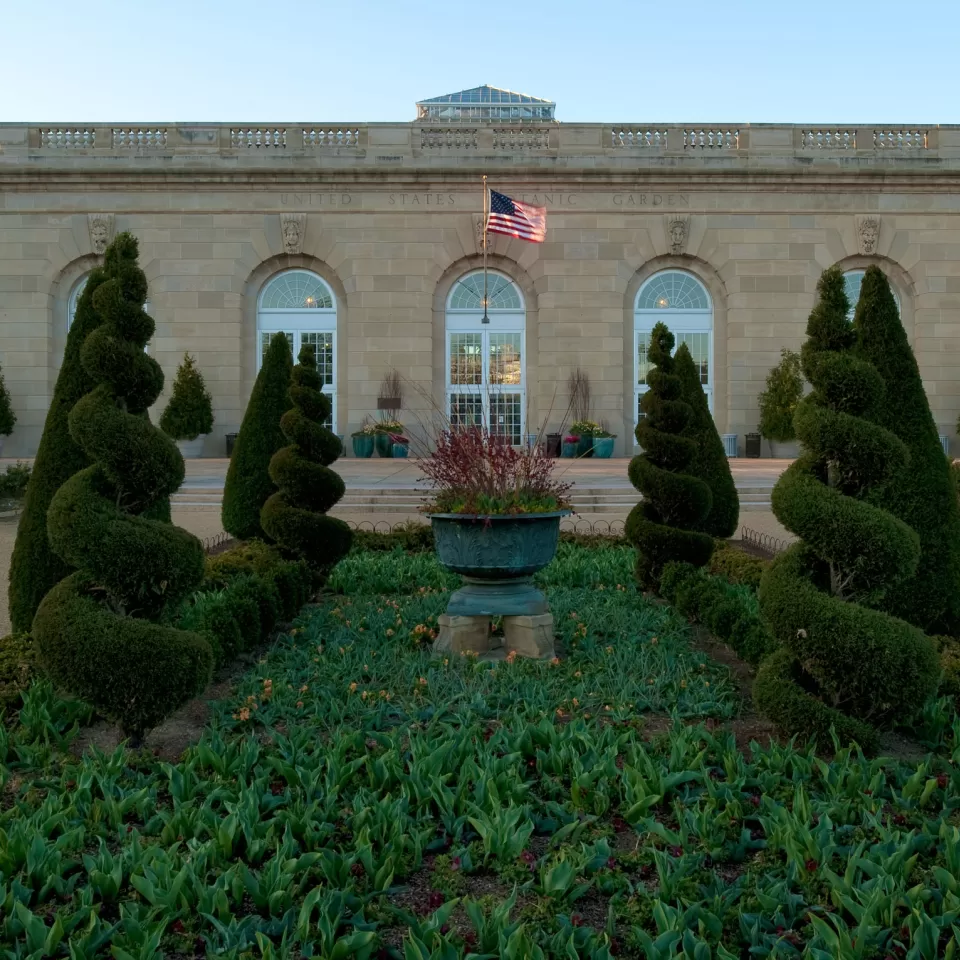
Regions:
[[416, 86, 555, 122], [418, 85, 553, 105]]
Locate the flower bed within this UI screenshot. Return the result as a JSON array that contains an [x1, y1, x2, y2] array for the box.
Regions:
[[2, 544, 960, 957]]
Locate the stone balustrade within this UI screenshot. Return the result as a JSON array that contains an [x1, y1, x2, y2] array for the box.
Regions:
[[5, 123, 959, 166]]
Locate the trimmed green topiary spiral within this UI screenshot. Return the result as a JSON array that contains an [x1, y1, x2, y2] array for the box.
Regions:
[[755, 266, 939, 749], [625, 322, 714, 589], [32, 233, 212, 741], [260, 344, 352, 580]]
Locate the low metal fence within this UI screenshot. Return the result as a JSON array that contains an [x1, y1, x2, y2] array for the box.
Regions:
[[740, 525, 794, 558]]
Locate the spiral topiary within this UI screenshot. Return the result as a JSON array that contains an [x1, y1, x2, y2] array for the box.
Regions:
[[32, 232, 212, 742], [222, 331, 293, 541], [755, 266, 939, 750], [625, 321, 714, 589], [261, 344, 352, 580], [9, 265, 108, 635], [675, 342, 739, 538], [854, 266, 960, 632]]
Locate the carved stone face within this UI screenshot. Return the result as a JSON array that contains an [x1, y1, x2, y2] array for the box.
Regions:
[[669, 219, 687, 250], [283, 219, 301, 247], [90, 219, 108, 250], [860, 218, 879, 251]]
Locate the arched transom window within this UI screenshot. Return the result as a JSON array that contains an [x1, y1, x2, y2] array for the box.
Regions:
[[67, 273, 151, 356], [445, 271, 525, 444], [843, 270, 901, 321], [635, 270, 713, 424], [258, 270, 337, 428]]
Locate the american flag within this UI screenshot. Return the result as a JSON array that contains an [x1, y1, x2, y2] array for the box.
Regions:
[[486, 189, 547, 243]]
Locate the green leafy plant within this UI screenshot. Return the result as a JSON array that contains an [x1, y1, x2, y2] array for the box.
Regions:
[[676, 342, 739, 538], [260, 344, 353, 579], [8, 264, 109, 634], [758, 348, 803, 443], [0, 462, 31, 502], [569, 419, 601, 436], [626, 321, 714, 588], [0, 631, 36, 708], [159, 352, 214, 441], [754, 266, 939, 749], [855, 265, 960, 632], [0, 363, 15, 437], [31, 232, 213, 741]]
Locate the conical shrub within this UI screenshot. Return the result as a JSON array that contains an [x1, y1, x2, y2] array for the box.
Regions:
[[755, 266, 939, 750], [261, 344, 352, 579], [222, 332, 293, 541], [160, 352, 214, 441], [32, 233, 212, 742], [675, 342, 739, 538], [8, 266, 108, 634], [0, 365, 15, 438], [854, 266, 960, 632], [626, 322, 714, 589]]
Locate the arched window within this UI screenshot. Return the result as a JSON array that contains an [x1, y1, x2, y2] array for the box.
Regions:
[[445, 271, 525, 444], [635, 270, 713, 424], [67, 275, 88, 329], [258, 269, 337, 428], [843, 269, 901, 321]]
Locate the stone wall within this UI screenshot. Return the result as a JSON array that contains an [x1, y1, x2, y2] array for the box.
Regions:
[[1, 121, 959, 457]]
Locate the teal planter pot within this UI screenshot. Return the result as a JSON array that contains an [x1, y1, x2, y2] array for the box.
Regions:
[[577, 433, 594, 458], [392, 443, 409, 458], [352, 434, 374, 458], [374, 432, 393, 458], [592, 437, 615, 458], [428, 510, 570, 617], [561, 441, 578, 458]]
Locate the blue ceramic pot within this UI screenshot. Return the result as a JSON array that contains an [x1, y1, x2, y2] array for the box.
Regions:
[[352, 434, 374, 458], [577, 433, 594, 458], [374, 432, 393, 458], [592, 437, 615, 458], [561, 441, 578, 458], [392, 443, 409, 458]]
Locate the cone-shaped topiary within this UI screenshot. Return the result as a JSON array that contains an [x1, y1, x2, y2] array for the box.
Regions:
[[758, 348, 803, 444], [0, 365, 15, 438], [626, 322, 714, 589], [854, 265, 960, 632], [222, 332, 293, 541], [261, 344, 352, 579], [676, 342, 739, 538], [8, 267, 109, 634], [32, 233, 212, 742], [160, 352, 214, 441], [755, 266, 939, 750]]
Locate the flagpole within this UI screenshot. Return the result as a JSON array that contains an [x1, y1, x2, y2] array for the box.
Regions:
[[481, 174, 489, 324]]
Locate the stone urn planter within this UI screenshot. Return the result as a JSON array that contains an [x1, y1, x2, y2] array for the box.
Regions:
[[177, 436, 206, 458], [428, 510, 570, 658]]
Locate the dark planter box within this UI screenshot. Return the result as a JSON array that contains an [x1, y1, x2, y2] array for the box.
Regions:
[[745, 433, 762, 458], [545, 433, 561, 457], [226, 432, 238, 456]]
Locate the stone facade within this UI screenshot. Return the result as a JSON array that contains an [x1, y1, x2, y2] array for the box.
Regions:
[[1, 121, 959, 457]]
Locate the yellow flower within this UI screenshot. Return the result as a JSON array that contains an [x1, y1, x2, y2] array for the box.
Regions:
[[300, 685, 308, 693], [443, 658, 449, 666], [386, 628, 395, 637], [680, 680, 687, 689], [605, 646, 613, 654], [572, 697, 579, 707], [418, 677, 427, 686], [704, 681, 710, 687], [574, 671, 582, 678], [349, 682, 358, 693], [650, 637, 659, 645]]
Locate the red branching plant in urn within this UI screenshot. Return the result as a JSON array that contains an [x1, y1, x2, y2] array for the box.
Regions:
[[417, 425, 571, 516]]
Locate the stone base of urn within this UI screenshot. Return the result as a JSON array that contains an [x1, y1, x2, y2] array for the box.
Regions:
[[434, 612, 555, 659]]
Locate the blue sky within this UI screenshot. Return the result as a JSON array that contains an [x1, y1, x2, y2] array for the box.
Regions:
[[3, 0, 957, 123]]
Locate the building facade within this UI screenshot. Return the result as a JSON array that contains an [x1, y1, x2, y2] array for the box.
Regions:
[[1, 88, 959, 457]]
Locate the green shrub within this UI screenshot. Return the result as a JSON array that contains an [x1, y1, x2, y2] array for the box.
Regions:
[[0, 462, 31, 502], [855, 265, 960, 632], [660, 561, 776, 665], [222, 332, 293, 541], [352, 522, 435, 553], [0, 364, 15, 437], [0, 632, 36, 709], [8, 265, 108, 634], [626, 321, 714, 589], [708, 542, 768, 591], [934, 635, 960, 709], [33, 233, 212, 741], [756, 266, 939, 748], [676, 343, 739, 538], [160, 352, 214, 440], [269, 561, 313, 620], [758, 348, 803, 443], [261, 344, 352, 580], [204, 538, 281, 585]]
